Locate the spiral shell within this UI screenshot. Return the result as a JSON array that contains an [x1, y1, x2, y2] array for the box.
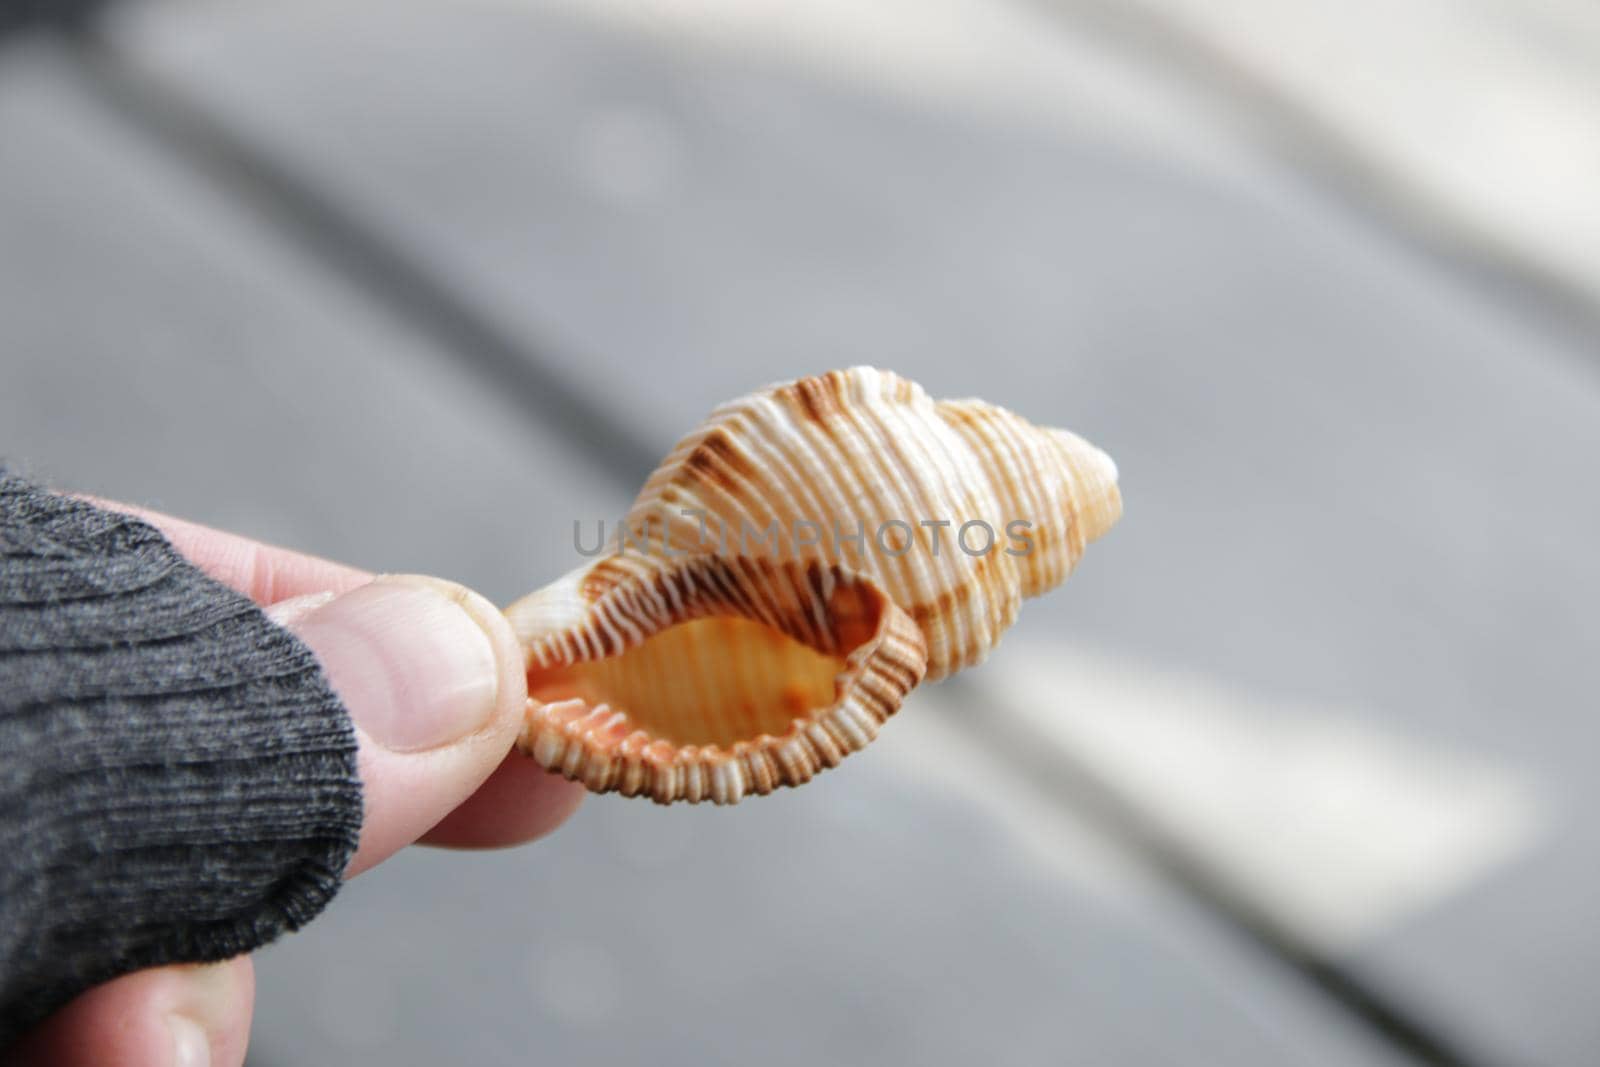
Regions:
[[505, 367, 1120, 804]]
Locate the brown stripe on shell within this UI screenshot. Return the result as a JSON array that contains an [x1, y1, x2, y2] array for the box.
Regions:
[[681, 427, 760, 493], [782, 369, 849, 424]]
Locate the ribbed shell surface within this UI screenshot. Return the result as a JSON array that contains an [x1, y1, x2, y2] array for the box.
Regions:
[[504, 367, 1120, 804]]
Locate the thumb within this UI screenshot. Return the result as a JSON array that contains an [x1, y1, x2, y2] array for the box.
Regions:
[[271, 575, 529, 877]]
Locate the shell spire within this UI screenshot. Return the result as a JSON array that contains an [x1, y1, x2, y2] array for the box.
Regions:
[[505, 367, 1120, 804]]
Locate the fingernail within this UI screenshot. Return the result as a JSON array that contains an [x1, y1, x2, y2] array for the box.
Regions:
[[163, 962, 235, 1067], [166, 1014, 211, 1067], [264, 589, 336, 629], [293, 575, 502, 752]]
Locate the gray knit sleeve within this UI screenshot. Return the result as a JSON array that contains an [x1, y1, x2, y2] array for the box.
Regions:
[[0, 472, 363, 1046]]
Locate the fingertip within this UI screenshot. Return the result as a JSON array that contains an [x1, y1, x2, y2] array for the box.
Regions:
[[419, 751, 586, 850], [173, 959, 254, 1067], [9, 957, 254, 1067], [291, 575, 531, 877]]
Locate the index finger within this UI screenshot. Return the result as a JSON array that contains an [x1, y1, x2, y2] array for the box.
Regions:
[[92, 499, 372, 605]]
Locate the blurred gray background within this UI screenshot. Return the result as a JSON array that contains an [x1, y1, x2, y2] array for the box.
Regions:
[[4, 1, 1598, 1064]]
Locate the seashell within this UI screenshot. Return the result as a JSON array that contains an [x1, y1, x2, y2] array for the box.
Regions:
[[504, 367, 1120, 804]]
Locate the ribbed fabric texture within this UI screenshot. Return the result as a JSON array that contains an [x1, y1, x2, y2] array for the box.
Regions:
[[0, 473, 363, 1046]]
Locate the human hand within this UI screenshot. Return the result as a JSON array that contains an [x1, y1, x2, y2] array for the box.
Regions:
[[9, 506, 583, 1066]]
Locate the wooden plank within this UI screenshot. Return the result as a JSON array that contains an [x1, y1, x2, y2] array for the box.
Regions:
[[0, 37, 1408, 1067], [96, 2, 1600, 1062]]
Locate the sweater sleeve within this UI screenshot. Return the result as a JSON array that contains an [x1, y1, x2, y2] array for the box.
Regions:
[[0, 472, 363, 1046]]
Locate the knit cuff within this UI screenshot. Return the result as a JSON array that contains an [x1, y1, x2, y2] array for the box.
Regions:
[[0, 473, 363, 1045]]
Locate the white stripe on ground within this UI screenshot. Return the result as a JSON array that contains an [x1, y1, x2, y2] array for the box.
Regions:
[[965, 640, 1546, 953]]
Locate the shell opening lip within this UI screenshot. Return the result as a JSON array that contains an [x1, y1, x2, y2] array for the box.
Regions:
[[515, 554, 929, 804]]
